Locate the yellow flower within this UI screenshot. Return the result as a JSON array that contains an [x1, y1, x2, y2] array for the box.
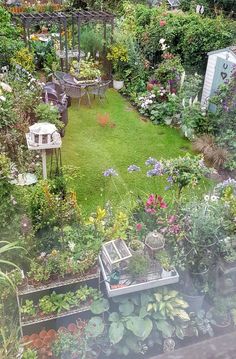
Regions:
[[96, 207, 106, 221]]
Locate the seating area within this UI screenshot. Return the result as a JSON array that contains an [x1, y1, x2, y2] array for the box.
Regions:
[[53, 71, 111, 107]]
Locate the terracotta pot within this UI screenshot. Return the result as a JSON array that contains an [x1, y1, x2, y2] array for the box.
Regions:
[[43, 336, 53, 346], [47, 329, 57, 337], [147, 83, 154, 91], [33, 338, 43, 349], [39, 330, 47, 339], [30, 333, 39, 342]]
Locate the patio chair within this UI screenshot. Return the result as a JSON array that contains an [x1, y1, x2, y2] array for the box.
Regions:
[[63, 83, 86, 106], [52, 71, 67, 87], [86, 81, 111, 104], [42, 88, 59, 103], [98, 80, 111, 101]]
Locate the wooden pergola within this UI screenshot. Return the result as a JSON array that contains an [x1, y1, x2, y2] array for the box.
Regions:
[[12, 10, 115, 71]]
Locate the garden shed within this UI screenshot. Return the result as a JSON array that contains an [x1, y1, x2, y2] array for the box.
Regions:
[[201, 46, 236, 107]]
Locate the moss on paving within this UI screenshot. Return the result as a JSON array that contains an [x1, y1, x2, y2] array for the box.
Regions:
[[62, 89, 211, 214]]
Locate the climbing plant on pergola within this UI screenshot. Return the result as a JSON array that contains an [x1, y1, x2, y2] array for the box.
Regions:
[[12, 10, 115, 71]]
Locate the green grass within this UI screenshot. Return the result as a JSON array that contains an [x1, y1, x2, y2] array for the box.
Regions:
[[62, 89, 211, 214]]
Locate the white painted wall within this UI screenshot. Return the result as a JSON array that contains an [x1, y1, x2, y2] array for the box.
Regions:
[[201, 50, 236, 107]]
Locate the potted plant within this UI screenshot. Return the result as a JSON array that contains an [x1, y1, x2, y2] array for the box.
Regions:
[[128, 239, 144, 255], [70, 56, 101, 81], [155, 250, 174, 278], [208, 297, 231, 329], [107, 43, 128, 90], [127, 254, 149, 281], [173, 199, 228, 312]]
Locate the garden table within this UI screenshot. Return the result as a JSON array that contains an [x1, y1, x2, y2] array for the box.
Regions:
[[62, 73, 101, 106]]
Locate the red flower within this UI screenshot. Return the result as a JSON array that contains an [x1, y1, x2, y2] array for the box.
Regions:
[[159, 20, 166, 27], [136, 223, 143, 231], [157, 195, 168, 208]]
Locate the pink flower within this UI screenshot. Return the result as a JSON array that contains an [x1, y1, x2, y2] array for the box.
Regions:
[[145, 207, 156, 214], [169, 224, 180, 234], [159, 20, 166, 27], [160, 201, 167, 208], [157, 195, 168, 208], [136, 223, 143, 231], [146, 194, 155, 206], [168, 215, 176, 224]]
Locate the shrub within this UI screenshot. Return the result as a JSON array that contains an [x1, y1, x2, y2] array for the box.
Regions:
[[34, 103, 63, 130], [128, 254, 149, 278], [11, 48, 35, 73]]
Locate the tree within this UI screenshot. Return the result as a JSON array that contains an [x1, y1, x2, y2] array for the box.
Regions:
[[0, 6, 24, 67]]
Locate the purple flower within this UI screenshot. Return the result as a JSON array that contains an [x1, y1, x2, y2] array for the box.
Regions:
[[167, 176, 173, 183], [127, 164, 141, 172], [147, 162, 163, 177], [145, 157, 158, 166], [103, 168, 118, 177]]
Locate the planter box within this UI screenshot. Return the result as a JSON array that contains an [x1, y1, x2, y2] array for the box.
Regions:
[[21, 303, 91, 327], [99, 256, 179, 297], [17, 266, 100, 296]]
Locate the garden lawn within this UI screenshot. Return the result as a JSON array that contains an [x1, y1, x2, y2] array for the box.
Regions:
[[62, 89, 211, 214]]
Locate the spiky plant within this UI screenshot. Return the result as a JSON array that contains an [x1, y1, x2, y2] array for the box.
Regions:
[[0, 241, 24, 287], [192, 134, 215, 154]]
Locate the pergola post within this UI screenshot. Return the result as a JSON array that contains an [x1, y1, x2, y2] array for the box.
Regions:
[[103, 20, 107, 58], [64, 19, 68, 72], [59, 19, 63, 71], [77, 17, 81, 61]]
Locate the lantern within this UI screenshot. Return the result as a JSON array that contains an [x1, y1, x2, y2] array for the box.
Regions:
[[145, 230, 165, 257]]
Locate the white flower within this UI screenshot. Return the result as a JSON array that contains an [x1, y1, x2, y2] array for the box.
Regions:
[[0, 95, 6, 101], [210, 195, 219, 202], [68, 241, 76, 251], [204, 195, 210, 202], [159, 38, 166, 44], [0, 82, 12, 93]]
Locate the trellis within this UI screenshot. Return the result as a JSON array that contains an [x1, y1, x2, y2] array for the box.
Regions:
[[12, 10, 115, 71]]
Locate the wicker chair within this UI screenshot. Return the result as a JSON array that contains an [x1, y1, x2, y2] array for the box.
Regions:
[[98, 80, 111, 101], [86, 80, 111, 104], [52, 71, 67, 88], [63, 83, 86, 106]]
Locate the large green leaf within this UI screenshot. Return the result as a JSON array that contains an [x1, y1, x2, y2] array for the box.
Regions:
[[141, 318, 153, 340], [172, 308, 190, 321], [85, 317, 104, 337], [175, 326, 185, 340], [126, 316, 146, 337], [90, 298, 109, 314], [139, 306, 148, 319], [155, 320, 175, 338], [140, 292, 152, 306], [119, 301, 134, 316], [109, 321, 125, 344], [109, 312, 120, 322]]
